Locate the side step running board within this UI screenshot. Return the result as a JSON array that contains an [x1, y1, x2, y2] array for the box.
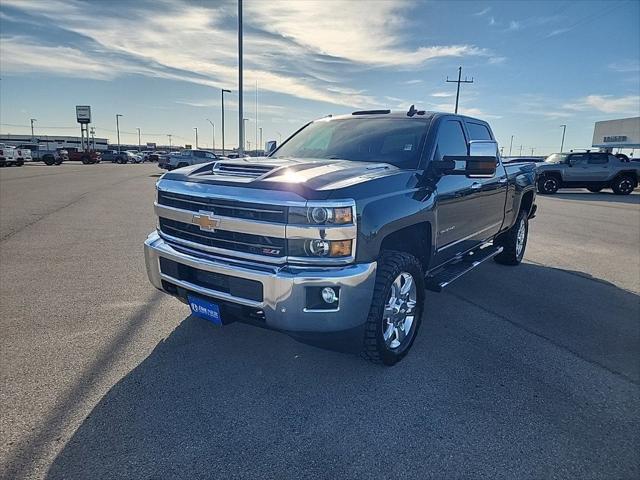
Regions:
[[425, 245, 503, 292]]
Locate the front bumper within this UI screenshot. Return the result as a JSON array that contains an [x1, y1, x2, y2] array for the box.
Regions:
[[144, 231, 376, 339]]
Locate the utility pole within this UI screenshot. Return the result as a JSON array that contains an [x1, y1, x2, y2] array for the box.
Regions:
[[446, 66, 474, 114], [207, 119, 215, 151], [519, 145, 523, 156], [90, 126, 95, 150], [509, 135, 514, 157], [259, 127, 263, 153], [530, 147, 535, 156], [115, 114, 123, 153], [560, 124, 567, 152], [238, 0, 244, 156], [137, 128, 141, 152], [167, 134, 172, 150], [30, 118, 36, 140], [194, 127, 198, 149], [221, 88, 231, 156]]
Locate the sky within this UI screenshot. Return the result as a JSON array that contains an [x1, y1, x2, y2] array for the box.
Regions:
[[1, 0, 639, 155]]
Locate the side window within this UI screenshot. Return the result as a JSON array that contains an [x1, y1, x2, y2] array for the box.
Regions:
[[205, 152, 217, 159], [569, 153, 588, 165], [434, 120, 467, 161], [466, 122, 492, 140], [193, 151, 205, 158], [588, 153, 608, 164]]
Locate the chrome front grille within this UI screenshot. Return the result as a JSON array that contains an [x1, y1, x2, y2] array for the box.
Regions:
[[157, 191, 286, 223], [159, 218, 285, 258]]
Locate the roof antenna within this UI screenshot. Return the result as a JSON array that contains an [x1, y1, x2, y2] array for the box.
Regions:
[[407, 104, 417, 117]]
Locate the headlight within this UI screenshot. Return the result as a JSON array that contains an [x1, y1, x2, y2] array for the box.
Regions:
[[288, 205, 354, 225], [288, 239, 353, 258]]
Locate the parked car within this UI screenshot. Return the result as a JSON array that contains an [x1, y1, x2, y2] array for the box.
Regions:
[[17, 144, 65, 165], [125, 150, 143, 163], [0, 143, 18, 167], [13, 146, 31, 165], [537, 152, 639, 195], [144, 108, 537, 365], [161, 149, 218, 170], [66, 148, 102, 164], [100, 150, 122, 163]]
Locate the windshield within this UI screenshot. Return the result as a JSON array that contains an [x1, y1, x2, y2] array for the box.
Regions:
[[545, 153, 568, 164], [273, 118, 428, 168]]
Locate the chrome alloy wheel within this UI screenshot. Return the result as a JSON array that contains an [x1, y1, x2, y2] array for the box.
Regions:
[[382, 272, 418, 350], [516, 218, 526, 258]]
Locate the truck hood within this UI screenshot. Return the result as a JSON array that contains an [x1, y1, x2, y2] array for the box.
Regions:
[[162, 157, 407, 194]]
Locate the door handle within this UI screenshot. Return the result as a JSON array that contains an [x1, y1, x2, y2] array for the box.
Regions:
[[470, 182, 482, 189], [498, 177, 508, 184]]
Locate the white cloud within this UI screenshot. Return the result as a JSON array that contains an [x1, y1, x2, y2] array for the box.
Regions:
[[431, 92, 455, 98], [546, 27, 572, 38], [474, 7, 492, 16], [608, 60, 640, 73], [507, 20, 521, 31], [564, 95, 640, 114], [0, 0, 493, 108], [402, 79, 423, 85]]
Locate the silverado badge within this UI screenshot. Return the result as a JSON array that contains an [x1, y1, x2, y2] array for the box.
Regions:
[[192, 211, 220, 232]]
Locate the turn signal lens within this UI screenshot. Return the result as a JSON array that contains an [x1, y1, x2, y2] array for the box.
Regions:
[[329, 240, 352, 257], [333, 207, 353, 224]]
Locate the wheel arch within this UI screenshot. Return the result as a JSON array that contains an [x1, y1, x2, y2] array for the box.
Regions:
[[378, 222, 432, 272]]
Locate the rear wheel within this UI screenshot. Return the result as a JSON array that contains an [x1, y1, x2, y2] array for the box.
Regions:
[[537, 176, 559, 194], [16, 159, 24, 167], [611, 175, 636, 195], [361, 251, 425, 366], [81, 155, 90, 164], [586, 186, 603, 193], [494, 209, 529, 266]]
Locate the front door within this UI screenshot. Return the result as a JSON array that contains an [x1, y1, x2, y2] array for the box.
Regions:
[[431, 118, 479, 264]]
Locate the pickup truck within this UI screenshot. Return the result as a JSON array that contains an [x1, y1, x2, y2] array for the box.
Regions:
[[66, 148, 102, 164], [537, 151, 639, 195], [17, 144, 66, 165], [144, 109, 537, 365], [160, 149, 219, 170], [0, 144, 18, 167]]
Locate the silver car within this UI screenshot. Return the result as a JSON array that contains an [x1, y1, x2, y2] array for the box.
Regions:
[[537, 152, 639, 195], [163, 149, 218, 170]]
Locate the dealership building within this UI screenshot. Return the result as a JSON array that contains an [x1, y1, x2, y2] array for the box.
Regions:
[[0, 134, 109, 150], [592, 116, 640, 156]]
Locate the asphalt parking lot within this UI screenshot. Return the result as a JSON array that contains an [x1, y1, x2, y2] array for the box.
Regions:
[[1, 162, 639, 479]]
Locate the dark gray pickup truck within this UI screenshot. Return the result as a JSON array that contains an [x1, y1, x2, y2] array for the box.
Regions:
[[144, 109, 537, 365]]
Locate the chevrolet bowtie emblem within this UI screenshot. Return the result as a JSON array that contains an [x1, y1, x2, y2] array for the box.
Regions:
[[192, 211, 220, 232]]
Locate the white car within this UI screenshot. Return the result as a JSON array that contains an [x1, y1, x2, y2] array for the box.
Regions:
[[15, 147, 32, 164], [0, 144, 20, 167], [124, 150, 143, 163]]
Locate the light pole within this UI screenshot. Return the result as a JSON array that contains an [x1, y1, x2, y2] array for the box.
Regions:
[[259, 127, 263, 153], [194, 127, 198, 149], [238, 0, 244, 157], [136, 128, 141, 152], [530, 147, 535, 156], [221, 88, 231, 156], [519, 145, 523, 156], [90, 126, 95, 150], [30, 118, 36, 140], [207, 119, 215, 151], [243, 118, 249, 153], [116, 114, 123, 153], [560, 124, 567, 152], [167, 134, 172, 151], [508, 135, 514, 157]]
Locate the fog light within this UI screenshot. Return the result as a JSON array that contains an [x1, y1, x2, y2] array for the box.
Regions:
[[321, 287, 338, 304]]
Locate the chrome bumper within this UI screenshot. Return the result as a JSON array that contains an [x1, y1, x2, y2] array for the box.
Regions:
[[144, 231, 377, 333]]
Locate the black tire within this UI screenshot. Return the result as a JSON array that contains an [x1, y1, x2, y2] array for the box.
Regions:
[[81, 155, 90, 164], [494, 209, 529, 265], [537, 176, 559, 194], [361, 251, 425, 366], [55, 159, 63, 165], [611, 175, 636, 195], [16, 159, 24, 167], [586, 187, 603, 193]]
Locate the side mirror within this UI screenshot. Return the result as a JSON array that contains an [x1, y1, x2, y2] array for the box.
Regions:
[[265, 140, 277, 155], [432, 140, 498, 176]]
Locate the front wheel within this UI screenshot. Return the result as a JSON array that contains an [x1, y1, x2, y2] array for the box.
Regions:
[[494, 209, 529, 265], [361, 251, 425, 366], [611, 175, 636, 195], [537, 176, 559, 194]]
